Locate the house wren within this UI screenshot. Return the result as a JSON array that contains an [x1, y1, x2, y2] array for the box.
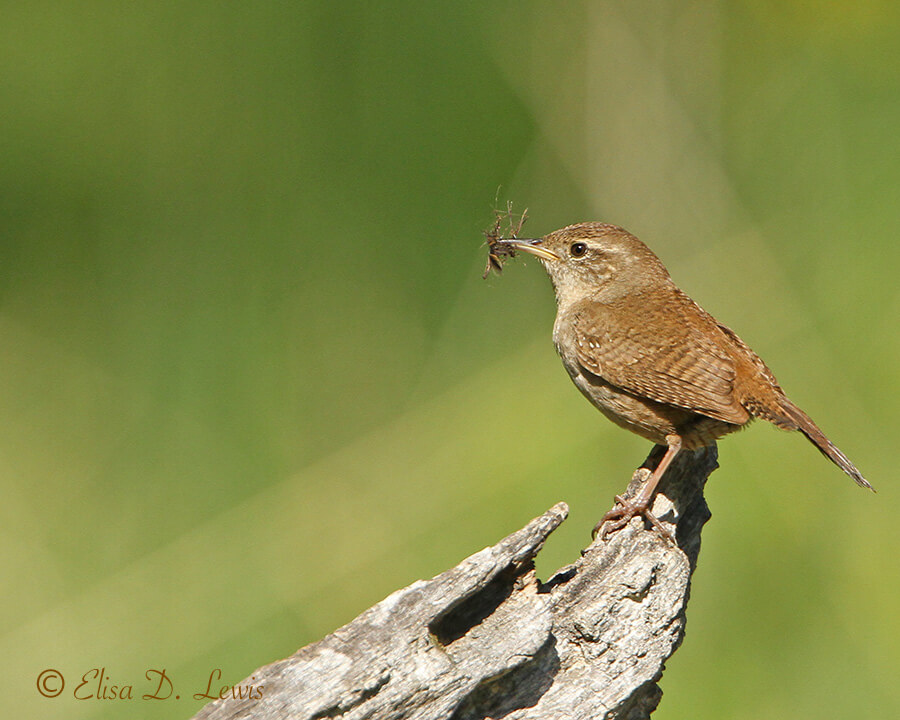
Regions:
[[498, 222, 871, 540]]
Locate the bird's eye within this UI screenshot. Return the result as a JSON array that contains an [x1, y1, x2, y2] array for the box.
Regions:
[[570, 242, 587, 258]]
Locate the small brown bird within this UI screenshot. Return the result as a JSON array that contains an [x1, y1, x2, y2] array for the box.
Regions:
[[498, 222, 871, 540]]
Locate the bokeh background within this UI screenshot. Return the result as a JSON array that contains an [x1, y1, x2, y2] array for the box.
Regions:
[[3, 2, 898, 718]]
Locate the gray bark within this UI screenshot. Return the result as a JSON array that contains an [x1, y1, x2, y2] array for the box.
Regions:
[[192, 444, 717, 720]]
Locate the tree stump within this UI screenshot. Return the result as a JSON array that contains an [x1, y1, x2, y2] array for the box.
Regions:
[[192, 444, 717, 720]]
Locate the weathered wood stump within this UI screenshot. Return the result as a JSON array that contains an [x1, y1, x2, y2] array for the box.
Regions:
[[192, 445, 717, 720]]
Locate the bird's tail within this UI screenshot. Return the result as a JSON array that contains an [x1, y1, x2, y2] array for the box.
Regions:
[[776, 398, 873, 491]]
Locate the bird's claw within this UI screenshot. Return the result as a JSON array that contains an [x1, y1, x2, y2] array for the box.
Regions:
[[592, 494, 675, 544]]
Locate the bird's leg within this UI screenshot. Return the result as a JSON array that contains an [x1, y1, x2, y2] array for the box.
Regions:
[[593, 434, 683, 543]]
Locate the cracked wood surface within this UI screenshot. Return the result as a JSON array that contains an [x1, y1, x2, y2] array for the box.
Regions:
[[192, 445, 717, 720]]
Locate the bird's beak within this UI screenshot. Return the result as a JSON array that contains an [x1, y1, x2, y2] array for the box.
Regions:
[[500, 238, 560, 262]]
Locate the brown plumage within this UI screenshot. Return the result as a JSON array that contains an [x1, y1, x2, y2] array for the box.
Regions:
[[499, 222, 871, 540]]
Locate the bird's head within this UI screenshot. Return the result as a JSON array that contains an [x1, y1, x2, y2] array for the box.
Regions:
[[500, 222, 672, 307]]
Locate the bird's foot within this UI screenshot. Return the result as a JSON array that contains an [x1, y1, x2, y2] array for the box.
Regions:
[[592, 494, 674, 544]]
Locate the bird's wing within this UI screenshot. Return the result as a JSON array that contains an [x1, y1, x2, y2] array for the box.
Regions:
[[571, 290, 750, 425]]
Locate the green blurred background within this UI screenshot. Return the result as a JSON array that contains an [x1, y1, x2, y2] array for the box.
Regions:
[[3, 2, 898, 718]]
